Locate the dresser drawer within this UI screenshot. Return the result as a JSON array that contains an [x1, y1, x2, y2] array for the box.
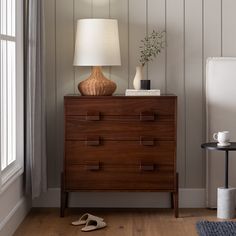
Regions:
[[65, 164, 175, 190], [65, 140, 175, 165], [65, 118, 175, 141], [65, 97, 176, 117]]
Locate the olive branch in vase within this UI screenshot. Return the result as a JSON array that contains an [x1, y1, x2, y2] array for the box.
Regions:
[[139, 30, 166, 68]]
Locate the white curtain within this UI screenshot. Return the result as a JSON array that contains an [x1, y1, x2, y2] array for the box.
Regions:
[[25, 0, 47, 198]]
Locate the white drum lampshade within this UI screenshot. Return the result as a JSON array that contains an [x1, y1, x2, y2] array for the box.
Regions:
[[74, 19, 121, 96]]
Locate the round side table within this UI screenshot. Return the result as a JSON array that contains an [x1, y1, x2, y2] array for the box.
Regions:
[[201, 142, 236, 219], [201, 142, 236, 188]]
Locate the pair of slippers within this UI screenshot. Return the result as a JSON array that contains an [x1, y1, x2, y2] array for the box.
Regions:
[[71, 213, 107, 232]]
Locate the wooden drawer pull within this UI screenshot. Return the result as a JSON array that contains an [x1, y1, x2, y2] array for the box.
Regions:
[[86, 111, 100, 121], [140, 163, 155, 171], [86, 162, 100, 171], [140, 137, 155, 146], [140, 111, 155, 121], [86, 136, 100, 146]]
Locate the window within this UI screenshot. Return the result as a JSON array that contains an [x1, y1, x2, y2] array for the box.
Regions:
[[0, 0, 23, 189]]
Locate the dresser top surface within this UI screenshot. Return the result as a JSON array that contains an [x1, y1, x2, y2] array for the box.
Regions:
[[64, 94, 177, 99]]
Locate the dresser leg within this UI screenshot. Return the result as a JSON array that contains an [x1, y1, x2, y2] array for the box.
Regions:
[[60, 172, 66, 217], [170, 192, 174, 209], [65, 192, 69, 208], [173, 172, 179, 218]]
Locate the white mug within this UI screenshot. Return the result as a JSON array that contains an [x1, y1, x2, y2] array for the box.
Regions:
[[213, 131, 230, 144]]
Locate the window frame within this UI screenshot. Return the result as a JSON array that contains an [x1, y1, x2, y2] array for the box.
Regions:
[[0, 0, 24, 193]]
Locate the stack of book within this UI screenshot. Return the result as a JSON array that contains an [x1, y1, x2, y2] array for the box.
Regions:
[[125, 89, 161, 96]]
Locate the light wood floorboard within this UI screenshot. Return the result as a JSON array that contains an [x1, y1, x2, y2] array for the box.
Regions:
[[14, 208, 221, 236]]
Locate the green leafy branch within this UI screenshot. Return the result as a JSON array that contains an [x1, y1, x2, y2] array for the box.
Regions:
[[139, 30, 166, 67]]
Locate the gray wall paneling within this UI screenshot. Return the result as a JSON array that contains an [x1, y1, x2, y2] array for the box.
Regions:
[[148, 0, 166, 92], [55, 0, 75, 186], [222, 0, 236, 56], [185, 0, 203, 187], [166, 0, 185, 187]]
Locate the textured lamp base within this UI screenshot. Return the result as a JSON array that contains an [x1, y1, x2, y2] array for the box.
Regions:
[[78, 66, 117, 96]]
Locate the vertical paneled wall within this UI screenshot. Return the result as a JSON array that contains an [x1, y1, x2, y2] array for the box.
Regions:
[[45, 0, 236, 188]]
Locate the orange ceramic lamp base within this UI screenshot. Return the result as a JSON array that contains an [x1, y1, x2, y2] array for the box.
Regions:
[[78, 66, 117, 96]]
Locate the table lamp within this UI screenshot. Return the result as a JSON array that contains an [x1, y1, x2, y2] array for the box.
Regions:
[[74, 19, 121, 96]]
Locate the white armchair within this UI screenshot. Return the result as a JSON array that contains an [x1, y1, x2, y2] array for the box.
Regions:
[[206, 57, 236, 208]]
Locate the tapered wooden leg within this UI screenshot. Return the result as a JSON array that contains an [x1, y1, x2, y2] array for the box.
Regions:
[[171, 192, 174, 209], [65, 192, 69, 208], [173, 172, 179, 218], [60, 172, 66, 217]]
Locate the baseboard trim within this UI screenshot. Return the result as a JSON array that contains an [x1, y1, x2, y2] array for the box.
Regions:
[[0, 196, 31, 236], [33, 188, 206, 208]]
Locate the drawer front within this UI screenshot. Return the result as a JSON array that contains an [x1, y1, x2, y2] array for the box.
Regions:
[[65, 97, 176, 117], [65, 140, 175, 165], [65, 164, 175, 190], [65, 118, 175, 141]]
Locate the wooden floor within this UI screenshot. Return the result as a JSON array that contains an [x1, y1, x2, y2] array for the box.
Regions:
[[14, 208, 219, 236]]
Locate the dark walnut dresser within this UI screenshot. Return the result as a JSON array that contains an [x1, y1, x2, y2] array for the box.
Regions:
[[61, 95, 178, 217]]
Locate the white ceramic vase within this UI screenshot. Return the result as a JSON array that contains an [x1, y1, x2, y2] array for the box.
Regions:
[[133, 66, 143, 90]]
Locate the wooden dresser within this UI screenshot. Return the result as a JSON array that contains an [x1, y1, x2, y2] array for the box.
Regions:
[[61, 95, 178, 217]]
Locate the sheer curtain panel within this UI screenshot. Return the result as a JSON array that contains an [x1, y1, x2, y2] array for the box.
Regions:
[[24, 0, 47, 198]]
